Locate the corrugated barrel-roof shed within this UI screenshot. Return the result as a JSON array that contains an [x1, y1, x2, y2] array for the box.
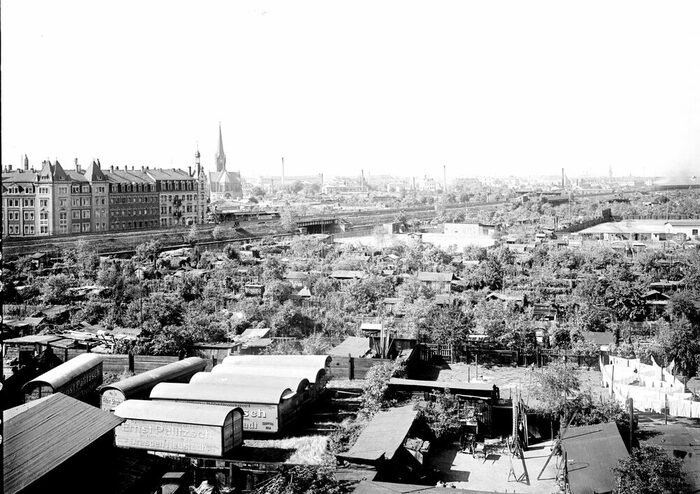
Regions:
[[339, 405, 418, 465], [561, 422, 628, 494], [3, 393, 124, 494]]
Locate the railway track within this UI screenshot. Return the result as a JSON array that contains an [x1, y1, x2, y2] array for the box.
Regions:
[[2, 200, 505, 259]]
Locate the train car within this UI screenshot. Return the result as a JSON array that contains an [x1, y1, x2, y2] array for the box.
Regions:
[[114, 399, 243, 457], [218, 355, 331, 398], [99, 357, 207, 411], [149, 382, 297, 433], [209, 364, 326, 402], [22, 353, 103, 403], [220, 355, 331, 368], [191, 372, 312, 407]]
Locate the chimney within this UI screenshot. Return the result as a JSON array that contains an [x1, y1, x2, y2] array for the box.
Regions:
[[110, 165, 114, 172], [189, 165, 192, 177], [8, 164, 12, 172], [76, 159, 81, 173], [443, 164, 447, 193], [281, 157, 285, 188], [24, 155, 29, 171], [115, 166, 119, 170], [561, 168, 565, 188]]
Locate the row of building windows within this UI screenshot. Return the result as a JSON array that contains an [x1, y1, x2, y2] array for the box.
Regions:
[[110, 209, 158, 217], [110, 196, 157, 204]]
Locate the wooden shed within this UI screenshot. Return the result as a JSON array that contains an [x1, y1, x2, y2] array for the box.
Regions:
[[114, 399, 243, 457], [149, 382, 297, 433], [99, 357, 207, 411], [22, 353, 103, 403]]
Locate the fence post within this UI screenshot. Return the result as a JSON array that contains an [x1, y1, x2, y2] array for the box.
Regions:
[[537, 347, 541, 368], [349, 355, 355, 380], [128, 353, 135, 373]]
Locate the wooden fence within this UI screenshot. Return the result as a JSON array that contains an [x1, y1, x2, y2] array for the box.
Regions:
[[420, 344, 601, 369], [329, 356, 393, 380], [50, 347, 181, 374]]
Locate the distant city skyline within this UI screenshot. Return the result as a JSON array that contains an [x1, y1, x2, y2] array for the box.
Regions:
[[2, 1, 699, 179]]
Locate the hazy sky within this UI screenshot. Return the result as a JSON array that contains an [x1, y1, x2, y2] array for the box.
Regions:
[[2, 0, 699, 179]]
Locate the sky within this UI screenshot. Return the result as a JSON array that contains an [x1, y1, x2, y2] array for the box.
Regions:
[[2, 0, 699, 180]]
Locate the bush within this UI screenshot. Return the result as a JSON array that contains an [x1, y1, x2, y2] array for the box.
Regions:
[[613, 444, 688, 494], [418, 390, 462, 443]]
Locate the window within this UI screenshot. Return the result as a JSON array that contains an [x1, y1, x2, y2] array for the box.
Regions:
[[23, 199, 34, 207], [82, 197, 91, 206], [72, 185, 80, 193], [40, 212, 48, 220], [72, 198, 80, 207], [693, 229, 698, 236], [59, 186, 68, 194], [59, 198, 67, 207], [81, 223, 90, 232], [39, 187, 49, 194], [82, 186, 89, 193], [24, 211, 34, 220], [40, 226, 48, 234], [82, 210, 91, 219], [72, 211, 81, 219], [98, 186, 105, 193], [40, 199, 49, 207]]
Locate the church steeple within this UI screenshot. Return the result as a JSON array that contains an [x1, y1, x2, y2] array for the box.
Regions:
[[215, 122, 226, 172]]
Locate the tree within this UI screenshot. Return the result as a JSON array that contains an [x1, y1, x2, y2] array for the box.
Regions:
[[613, 444, 688, 494], [42, 274, 75, 304], [185, 223, 199, 247], [532, 359, 581, 417], [75, 239, 99, 280], [135, 240, 161, 270], [251, 186, 266, 198], [212, 225, 226, 240], [280, 208, 296, 233], [653, 318, 700, 377], [347, 275, 394, 314]]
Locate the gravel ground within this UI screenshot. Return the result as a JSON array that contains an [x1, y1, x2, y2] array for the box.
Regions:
[[437, 363, 610, 409]]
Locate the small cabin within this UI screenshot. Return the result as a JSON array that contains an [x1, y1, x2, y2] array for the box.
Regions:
[[114, 400, 243, 457]]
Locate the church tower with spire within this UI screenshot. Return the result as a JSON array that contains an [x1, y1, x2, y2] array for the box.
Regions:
[[215, 123, 226, 172], [208, 123, 242, 202]]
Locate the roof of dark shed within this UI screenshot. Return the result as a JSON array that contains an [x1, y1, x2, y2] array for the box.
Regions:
[[3, 393, 124, 494], [339, 405, 418, 465], [561, 422, 628, 494]]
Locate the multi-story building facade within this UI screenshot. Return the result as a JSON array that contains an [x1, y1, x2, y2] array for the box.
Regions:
[[146, 168, 202, 227], [106, 166, 159, 231], [2, 153, 209, 237]]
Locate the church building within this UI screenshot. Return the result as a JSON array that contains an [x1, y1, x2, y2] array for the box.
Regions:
[[208, 124, 243, 202]]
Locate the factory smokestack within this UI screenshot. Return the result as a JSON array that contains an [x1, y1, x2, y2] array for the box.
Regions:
[[361, 169, 365, 190], [443, 164, 447, 194], [282, 157, 285, 189], [561, 168, 565, 188]]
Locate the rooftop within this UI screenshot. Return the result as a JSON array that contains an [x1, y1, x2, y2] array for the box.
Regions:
[[3, 393, 124, 494]]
